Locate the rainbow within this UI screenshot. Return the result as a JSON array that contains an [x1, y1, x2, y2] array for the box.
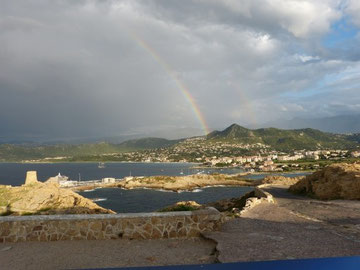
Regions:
[[128, 31, 211, 135]]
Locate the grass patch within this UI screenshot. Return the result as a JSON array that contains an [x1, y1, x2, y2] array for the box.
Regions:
[[158, 205, 199, 212], [21, 212, 34, 216]]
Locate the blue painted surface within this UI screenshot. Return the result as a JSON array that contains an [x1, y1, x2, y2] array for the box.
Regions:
[[86, 256, 360, 270]]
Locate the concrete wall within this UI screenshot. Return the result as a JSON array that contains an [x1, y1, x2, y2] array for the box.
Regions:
[[0, 208, 221, 243]]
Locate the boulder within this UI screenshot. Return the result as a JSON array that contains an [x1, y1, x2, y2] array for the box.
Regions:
[[159, 201, 203, 212], [289, 163, 360, 200]]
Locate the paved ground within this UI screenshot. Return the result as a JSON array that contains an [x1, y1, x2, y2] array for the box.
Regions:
[[0, 238, 217, 270], [262, 185, 360, 241], [203, 185, 360, 263]]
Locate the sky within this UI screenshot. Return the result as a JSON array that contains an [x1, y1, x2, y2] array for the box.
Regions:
[[1, 0, 360, 141]]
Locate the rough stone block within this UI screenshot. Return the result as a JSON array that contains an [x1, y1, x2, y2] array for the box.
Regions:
[[90, 221, 102, 231], [25, 171, 39, 185]]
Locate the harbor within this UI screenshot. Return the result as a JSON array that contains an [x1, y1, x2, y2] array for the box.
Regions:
[[46, 172, 127, 189]]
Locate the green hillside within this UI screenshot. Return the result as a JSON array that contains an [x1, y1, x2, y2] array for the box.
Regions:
[[0, 124, 359, 161], [0, 142, 121, 162], [118, 137, 180, 150], [0, 138, 180, 161], [347, 133, 360, 143], [206, 124, 357, 151]]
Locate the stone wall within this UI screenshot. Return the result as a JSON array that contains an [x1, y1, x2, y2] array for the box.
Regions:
[[0, 208, 221, 243]]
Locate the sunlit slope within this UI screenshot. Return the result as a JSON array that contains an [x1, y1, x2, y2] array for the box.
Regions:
[[0, 125, 358, 161], [206, 124, 357, 151], [0, 138, 179, 161], [117, 137, 180, 150]]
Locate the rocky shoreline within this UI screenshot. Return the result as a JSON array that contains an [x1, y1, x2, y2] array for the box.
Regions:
[[69, 173, 261, 193], [2, 162, 359, 216], [154, 162, 360, 216], [0, 172, 114, 216]]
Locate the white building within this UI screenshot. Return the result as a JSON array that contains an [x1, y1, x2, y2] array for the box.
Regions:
[[46, 172, 69, 184], [102, 177, 116, 184]]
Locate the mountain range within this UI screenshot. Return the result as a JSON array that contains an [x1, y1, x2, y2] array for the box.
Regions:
[[0, 124, 359, 161], [206, 124, 358, 151], [263, 114, 360, 134]]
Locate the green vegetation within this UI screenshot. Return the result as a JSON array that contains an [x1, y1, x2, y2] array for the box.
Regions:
[[158, 204, 199, 212], [0, 138, 178, 162], [208, 124, 358, 151], [347, 133, 360, 143], [276, 158, 360, 171], [0, 142, 122, 162], [0, 124, 359, 162], [118, 137, 181, 150]]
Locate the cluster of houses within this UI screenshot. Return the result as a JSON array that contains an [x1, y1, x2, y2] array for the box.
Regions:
[[200, 149, 355, 172], [94, 140, 359, 172]]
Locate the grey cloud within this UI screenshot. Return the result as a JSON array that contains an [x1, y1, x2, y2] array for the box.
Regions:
[[0, 0, 360, 141], [345, 0, 360, 27]]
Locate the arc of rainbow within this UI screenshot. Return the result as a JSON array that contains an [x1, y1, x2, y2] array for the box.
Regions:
[[128, 31, 210, 135]]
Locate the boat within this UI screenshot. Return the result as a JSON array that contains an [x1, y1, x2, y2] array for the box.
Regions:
[[92, 198, 107, 202], [98, 162, 106, 168]]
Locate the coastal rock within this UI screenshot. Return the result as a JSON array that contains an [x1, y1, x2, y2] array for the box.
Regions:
[[117, 173, 256, 192], [262, 175, 304, 186], [289, 163, 360, 200], [0, 182, 115, 215], [159, 201, 203, 212], [207, 190, 262, 212]]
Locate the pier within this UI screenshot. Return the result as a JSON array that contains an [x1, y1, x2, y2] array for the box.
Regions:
[[58, 177, 126, 189]]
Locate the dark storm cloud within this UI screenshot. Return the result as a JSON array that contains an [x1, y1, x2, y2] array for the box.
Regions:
[[1, 0, 360, 140]]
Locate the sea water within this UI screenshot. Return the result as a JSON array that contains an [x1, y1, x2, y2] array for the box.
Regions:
[[0, 162, 307, 213]]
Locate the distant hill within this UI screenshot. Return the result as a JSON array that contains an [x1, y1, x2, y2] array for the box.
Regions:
[[264, 114, 360, 134], [207, 124, 357, 151], [0, 142, 121, 161], [347, 133, 360, 143], [0, 138, 181, 161], [118, 137, 181, 150]]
